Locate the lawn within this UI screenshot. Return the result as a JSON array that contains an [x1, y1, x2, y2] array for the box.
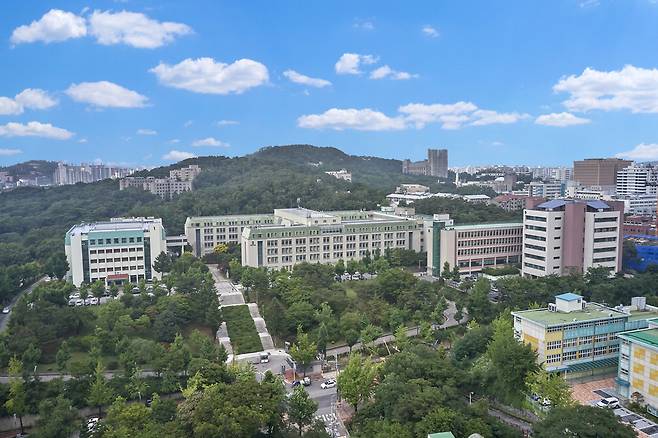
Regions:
[[221, 305, 263, 354]]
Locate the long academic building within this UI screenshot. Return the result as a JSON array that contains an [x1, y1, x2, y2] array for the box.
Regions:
[[65, 217, 167, 287], [185, 208, 425, 270]]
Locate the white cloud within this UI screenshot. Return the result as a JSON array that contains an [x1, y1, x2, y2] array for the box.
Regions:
[[0, 89, 57, 115], [78, 138, 88, 143], [470, 109, 530, 126], [335, 53, 378, 75], [14, 89, 58, 110], [616, 143, 658, 160], [136, 128, 157, 135], [216, 120, 239, 126], [0, 97, 24, 116], [554, 65, 658, 113], [422, 25, 439, 38], [353, 19, 375, 31], [398, 102, 478, 129], [579, 0, 600, 8], [369, 65, 417, 80], [491, 141, 505, 147], [162, 150, 196, 161], [150, 57, 269, 95], [300, 102, 530, 131], [0, 148, 22, 156], [535, 112, 591, 127], [183, 120, 193, 128], [0, 121, 74, 139], [283, 70, 331, 88], [66, 81, 148, 108], [168, 138, 180, 144], [11, 9, 87, 45], [191, 137, 229, 147], [88, 10, 192, 48], [297, 108, 406, 131]]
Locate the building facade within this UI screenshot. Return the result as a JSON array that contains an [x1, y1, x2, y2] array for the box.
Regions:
[[527, 181, 565, 199], [616, 164, 657, 197], [620, 194, 657, 216], [54, 162, 134, 186], [402, 148, 448, 178], [324, 169, 352, 182], [119, 165, 200, 199], [573, 158, 632, 187], [65, 217, 167, 287], [617, 322, 658, 415], [426, 221, 522, 277], [522, 199, 623, 278], [513, 294, 658, 378]]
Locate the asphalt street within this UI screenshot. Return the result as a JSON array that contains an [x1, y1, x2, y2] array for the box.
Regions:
[[0, 275, 46, 332]]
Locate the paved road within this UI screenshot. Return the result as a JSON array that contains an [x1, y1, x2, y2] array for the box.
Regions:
[[0, 276, 46, 332], [325, 300, 468, 357]]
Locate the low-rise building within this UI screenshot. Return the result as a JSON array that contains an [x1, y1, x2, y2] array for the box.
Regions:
[[324, 169, 352, 182], [617, 323, 658, 415], [426, 221, 522, 277], [120, 165, 201, 199], [462, 194, 490, 204], [241, 208, 424, 270], [65, 217, 167, 287], [528, 181, 565, 199], [513, 294, 658, 379], [619, 194, 657, 216], [623, 216, 657, 237]]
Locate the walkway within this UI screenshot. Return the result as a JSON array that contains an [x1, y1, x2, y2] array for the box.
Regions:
[[208, 265, 275, 360], [325, 300, 468, 357], [0, 275, 46, 332]]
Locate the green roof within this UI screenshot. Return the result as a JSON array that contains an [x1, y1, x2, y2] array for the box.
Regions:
[[619, 328, 658, 350], [513, 303, 627, 326], [427, 433, 456, 438], [628, 310, 658, 322]]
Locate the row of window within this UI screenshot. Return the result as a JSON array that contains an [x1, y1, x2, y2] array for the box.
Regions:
[[89, 237, 142, 245], [457, 237, 522, 247], [90, 265, 144, 273], [456, 245, 522, 256], [90, 256, 143, 263], [266, 249, 373, 265], [546, 344, 619, 363], [89, 247, 143, 254], [456, 228, 521, 239]]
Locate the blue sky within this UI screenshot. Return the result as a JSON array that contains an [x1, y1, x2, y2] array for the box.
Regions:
[[2, 0, 658, 167]]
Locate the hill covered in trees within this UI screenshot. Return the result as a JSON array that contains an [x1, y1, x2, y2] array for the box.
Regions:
[[0, 144, 499, 304]]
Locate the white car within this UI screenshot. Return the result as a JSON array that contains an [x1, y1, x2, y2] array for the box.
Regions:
[[89, 297, 99, 305], [1, 307, 9, 314], [597, 397, 619, 409], [75, 299, 84, 306], [320, 379, 336, 389]]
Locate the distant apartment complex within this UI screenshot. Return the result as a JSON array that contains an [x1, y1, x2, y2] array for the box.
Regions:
[[119, 165, 201, 199], [324, 169, 352, 182], [522, 199, 623, 278], [54, 162, 134, 186], [426, 221, 523, 277], [527, 181, 565, 199], [186, 208, 425, 270], [402, 148, 448, 178], [513, 294, 658, 378], [573, 158, 632, 187], [65, 217, 167, 287], [616, 164, 658, 197]]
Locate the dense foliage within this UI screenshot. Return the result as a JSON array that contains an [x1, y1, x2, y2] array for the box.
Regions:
[[221, 305, 263, 354]]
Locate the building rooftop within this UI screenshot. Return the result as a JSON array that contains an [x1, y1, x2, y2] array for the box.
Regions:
[[67, 217, 161, 235], [556, 292, 583, 302], [427, 433, 456, 438], [536, 199, 611, 211], [513, 302, 628, 326], [275, 207, 336, 219], [619, 328, 658, 350], [447, 222, 522, 230]]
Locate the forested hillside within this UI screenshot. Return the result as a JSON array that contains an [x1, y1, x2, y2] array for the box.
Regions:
[[0, 145, 500, 304]]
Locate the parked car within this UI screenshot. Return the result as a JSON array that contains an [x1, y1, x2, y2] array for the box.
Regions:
[[291, 380, 301, 388], [75, 299, 84, 306], [260, 353, 270, 363], [2, 307, 10, 314], [68, 299, 76, 307], [302, 376, 311, 386], [132, 287, 140, 294], [340, 273, 351, 282], [597, 397, 619, 409], [362, 273, 373, 280], [320, 379, 336, 389], [89, 297, 99, 305], [87, 417, 100, 432]]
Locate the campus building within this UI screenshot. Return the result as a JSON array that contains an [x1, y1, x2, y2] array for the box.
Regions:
[[426, 220, 523, 277], [65, 217, 167, 287], [617, 322, 658, 415], [527, 181, 565, 199], [324, 169, 352, 182], [240, 208, 424, 270], [185, 208, 426, 269], [616, 164, 657, 197], [119, 165, 201, 199], [512, 294, 658, 378], [521, 199, 623, 278], [402, 148, 448, 178]]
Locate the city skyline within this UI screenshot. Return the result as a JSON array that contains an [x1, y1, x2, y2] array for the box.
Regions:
[[2, 1, 658, 167]]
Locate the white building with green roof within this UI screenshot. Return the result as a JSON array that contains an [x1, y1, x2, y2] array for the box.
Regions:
[[512, 294, 658, 378], [617, 325, 658, 415]]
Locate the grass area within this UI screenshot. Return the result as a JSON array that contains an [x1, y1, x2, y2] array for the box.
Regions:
[[221, 305, 262, 354]]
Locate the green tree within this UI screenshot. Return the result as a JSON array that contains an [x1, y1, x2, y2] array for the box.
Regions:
[[451, 265, 461, 281], [87, 361, 114, 417], [109, 283, 119, 298], [167, 333, 191, 375], [5, 357, 27, 434], [44, 253, 69, 280], [360, 324, 382, 355], [534, 405, 635, 438], [35, 396, 80, 438], [334, 259, 345, 276], [128, 367, 147, 401], [56, 340, 71, 371], [484, 315, 537, 404], [394, 324, 410, 351], [317, 322, 328, 357], [154, 252, 173, 274], [287, 385, 319, 436], [290, 327, 317, 377], [467, 278, 495, 324], [337, 353, 378, 414], [441, 261, 451, 280], [91, 279, 106, 300], [526, 369, 573, 409]]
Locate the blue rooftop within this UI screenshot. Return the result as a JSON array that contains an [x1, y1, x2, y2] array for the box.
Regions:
[[556, 292, 583, 301], [536, 199, 611, 211]]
